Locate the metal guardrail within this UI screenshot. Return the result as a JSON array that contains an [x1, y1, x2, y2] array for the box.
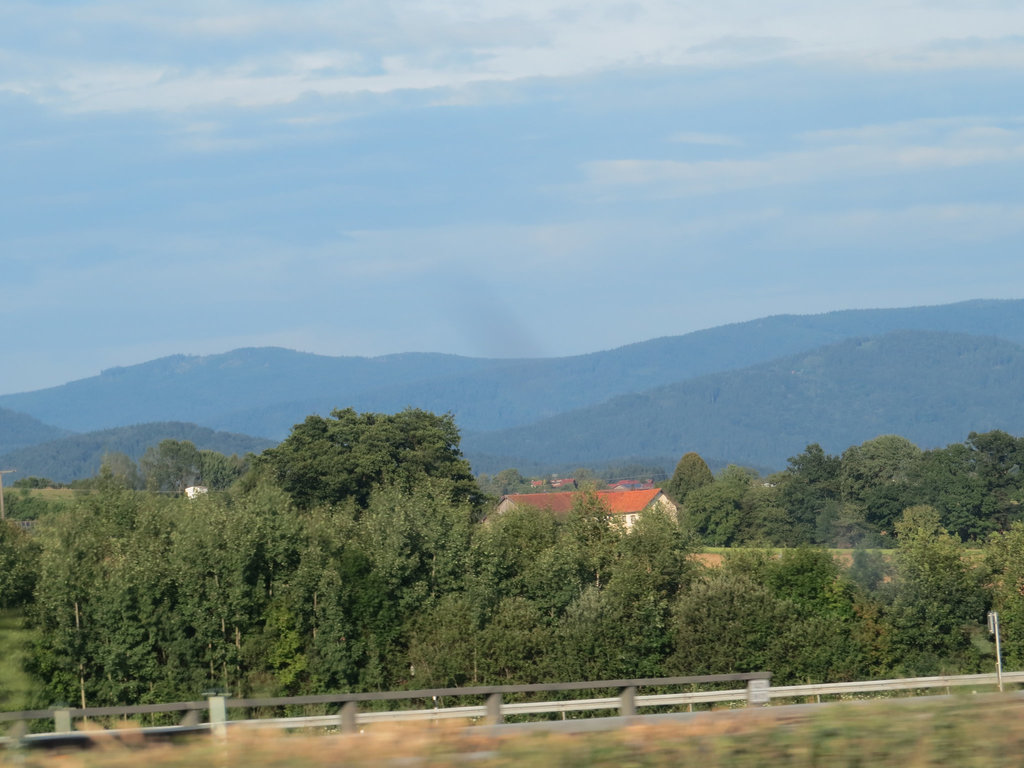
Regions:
[[3, 670, 1020, 748], [1, 674, 770, 747], [766, 671, 1024, 700]]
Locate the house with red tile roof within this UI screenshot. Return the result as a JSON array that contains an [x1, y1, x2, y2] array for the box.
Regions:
[[609, 479, 655, 491], [494, 488, 676, 530]]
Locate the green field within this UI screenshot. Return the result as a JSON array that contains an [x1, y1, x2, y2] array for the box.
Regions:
[[21, 488, 78, 501]]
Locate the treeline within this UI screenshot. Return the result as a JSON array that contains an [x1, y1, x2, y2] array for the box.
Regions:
[[673, 430, 1024, 547], [7, 484, 1024, 708], [1, 441, 251, 521], [0, 421, 273, 485], [3, 410, 1024, 710]]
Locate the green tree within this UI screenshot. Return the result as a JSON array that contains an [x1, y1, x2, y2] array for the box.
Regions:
[[966, 430, 1024, 531], [683, 465, 791, 546], [671, 551, 877, 684], [98, 452, 144, 490], [664, 452, 713, 504], [407, 593, 481, 687], [259, 408, 480, 511], [595, 507, 696, 677], [841, 435, 921, 535], [199, 450, 249, 490], [561, 491, 617, 591], [141, 440, 202, 495], [682, 465, 748, 546], [27, 488, 128, 707], [469, 504, 559, 607], [907, 444, 987, 541], [779, 444, 841, 545], [0, 522, 39, 609], [477, 597, 551, 683], [670, 569, 802, 679], [886, 505, 987, 675], [985, 522, 1024, 669]]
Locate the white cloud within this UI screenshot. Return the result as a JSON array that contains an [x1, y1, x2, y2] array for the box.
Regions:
[[2, 1, 1024, 113], [582, 117, 1024, 198]]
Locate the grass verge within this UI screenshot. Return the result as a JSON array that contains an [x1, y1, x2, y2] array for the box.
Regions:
[[5, 694, 1024, 767]]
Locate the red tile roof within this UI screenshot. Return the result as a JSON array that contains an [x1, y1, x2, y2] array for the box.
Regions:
[[500, 488, 665, 516]]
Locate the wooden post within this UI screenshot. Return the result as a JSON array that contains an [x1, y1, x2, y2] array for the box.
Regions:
[[620, 686, 636, 717], [339, 701, 359, 734], [486, 692, 503, 725]]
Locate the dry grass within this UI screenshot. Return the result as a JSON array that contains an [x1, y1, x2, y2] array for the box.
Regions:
[[7, 695, 1024, 767]]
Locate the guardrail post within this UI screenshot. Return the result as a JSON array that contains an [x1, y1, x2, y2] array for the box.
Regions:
[[486, 693, 503, 725], [53, 708, 72, 733], [208, 695, 227, 738], [620, 686, 636, 717], [339, 701, 359, 734], [746, 678, 770, 707]]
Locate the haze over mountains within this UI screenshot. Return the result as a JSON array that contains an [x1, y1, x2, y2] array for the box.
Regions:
[[4, 299, 1024, 481]]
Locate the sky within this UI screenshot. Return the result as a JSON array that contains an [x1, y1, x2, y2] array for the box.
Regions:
[[2, 1, 1023, 394]]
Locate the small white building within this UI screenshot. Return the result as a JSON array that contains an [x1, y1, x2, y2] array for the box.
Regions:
[[184, 485, 209, 499]]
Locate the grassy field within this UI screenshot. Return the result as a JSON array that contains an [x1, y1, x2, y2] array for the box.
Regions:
[[20, 488, 78, 502], [4, 695, 1024, 767], [695, 547, 985, 568], [0, 610, 34, 712]]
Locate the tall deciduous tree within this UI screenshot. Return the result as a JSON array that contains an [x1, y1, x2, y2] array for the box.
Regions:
[[841, 435, 921, 534], [664, 452, 713, 504], [886, 505, 987, 675], [141, 440, 202, 495], [0, 521, 38, 609], [780, 443, 841, 544], [259, 408, 480, 511], [985, 522, 1024, 669], [967, 430, 1024, 531]]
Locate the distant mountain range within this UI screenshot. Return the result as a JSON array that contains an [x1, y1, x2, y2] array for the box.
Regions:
[[462, 330, 1024, 473], [3, 299, 1024, 481]]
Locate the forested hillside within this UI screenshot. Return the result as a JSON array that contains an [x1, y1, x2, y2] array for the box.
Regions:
[[0, 408, 70, 456], [0, 422, 275, 484], [464, 330, 1024, 472]]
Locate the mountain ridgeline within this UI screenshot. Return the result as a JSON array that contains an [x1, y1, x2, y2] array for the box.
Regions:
[[4, 299, 1024, 480], [463, 330, 1024, 472]]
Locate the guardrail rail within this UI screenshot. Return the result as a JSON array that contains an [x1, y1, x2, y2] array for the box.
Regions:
[[3, 670, 1020, 749]]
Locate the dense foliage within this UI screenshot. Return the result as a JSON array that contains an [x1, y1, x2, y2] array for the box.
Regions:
[[257, 408, 481, 510], [680, 431, 1024, 547], [6, 412, 1024, 711]]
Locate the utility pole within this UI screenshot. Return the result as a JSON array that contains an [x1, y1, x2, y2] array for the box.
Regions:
[[0, 469, 15, 521]]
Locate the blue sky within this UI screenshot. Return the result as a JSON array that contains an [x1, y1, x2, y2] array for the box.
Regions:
[[2, 1, 1023, 394]]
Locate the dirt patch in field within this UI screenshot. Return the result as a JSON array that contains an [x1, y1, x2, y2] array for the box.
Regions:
[[690, 552, 724, 567]]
